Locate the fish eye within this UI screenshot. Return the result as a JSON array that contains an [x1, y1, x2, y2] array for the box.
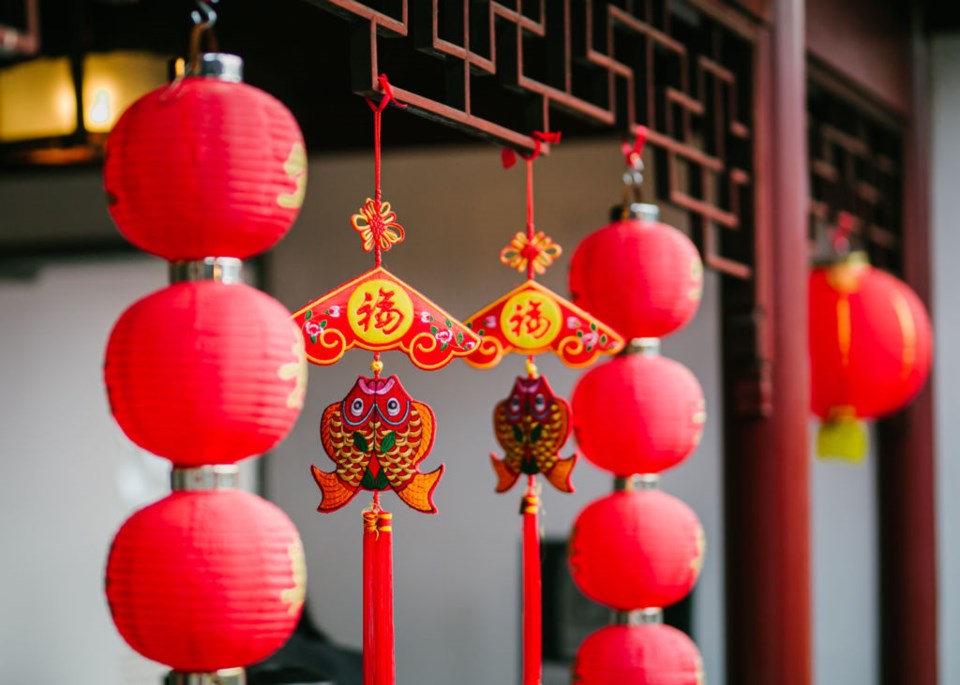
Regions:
[[350, 398, 365, 417], [509, 396, 521, 412], [534, 394, 547, 412], [386, 397, 402, 417]]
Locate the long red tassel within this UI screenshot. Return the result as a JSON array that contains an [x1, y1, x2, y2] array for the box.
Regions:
[[362, 507, 377, 685], [375, 511, 395, 685], [362, 504, 396, 685], [521, 477, 542, 685]]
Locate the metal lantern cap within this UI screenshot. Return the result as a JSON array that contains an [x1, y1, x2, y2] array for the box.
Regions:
[[171, 465, 240, 491], [169, 257, 243, 284], [190, 53, 244, 82], [166, 668, 246, 685], [613, 608, 664, 625], [610, 202, 660, 222]]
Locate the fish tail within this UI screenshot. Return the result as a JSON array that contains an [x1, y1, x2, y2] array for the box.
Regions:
[[490, 453, 520, 493], [544, 453, 577, 493], [311, 464, 359, 512], [395, 465, 444, 514]]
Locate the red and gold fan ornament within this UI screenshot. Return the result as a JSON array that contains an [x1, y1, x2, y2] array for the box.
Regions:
[[573, 624, 705, 685], [105, 279, 307, 466], [465, 132, 624, 685], [294, 74, 479, 685], [809, 250, 932, 461], [106, 486, 306, 673], [104, 53, 306, 261]]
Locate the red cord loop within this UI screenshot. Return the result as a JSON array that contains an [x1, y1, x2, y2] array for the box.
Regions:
[[832, 211, 857, 252], [502, 130, 562, 168], [621, 125, 648, 169], [366, 74, 407, 113]]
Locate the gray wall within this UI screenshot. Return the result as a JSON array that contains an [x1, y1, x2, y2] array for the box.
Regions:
[[266, 140, 726, 685], [932, 34, 960, 685], [812, 425, 879, 685]]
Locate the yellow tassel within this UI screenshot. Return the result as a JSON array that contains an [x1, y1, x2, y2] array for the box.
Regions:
[[817, 416, 867, 462]]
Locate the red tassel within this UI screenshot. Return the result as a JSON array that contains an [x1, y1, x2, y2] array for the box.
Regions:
[[362, 509, 377, 685], [362, 506, 396, 685], [521, 479, 542, 685], [375, 511, 395, 685]]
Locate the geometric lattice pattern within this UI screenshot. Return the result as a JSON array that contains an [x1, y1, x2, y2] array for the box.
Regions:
[[311, 0, 759, 279], [808, 73, 905, 273]]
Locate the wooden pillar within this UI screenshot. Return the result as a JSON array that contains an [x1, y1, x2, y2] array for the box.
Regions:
[[876, 18, 938, 685], [723, 0, 811, 683]]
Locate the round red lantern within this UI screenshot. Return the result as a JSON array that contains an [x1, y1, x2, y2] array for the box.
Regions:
[[569, 204, 702, 339], [572, 352, 705, 476], [106, 489, 306, 672], [569, 490, 704, 610], [573, 624, 704, 685], [104, 281, 307, 465], [104, 56, 307, 261], [809, 253, 932, 459]]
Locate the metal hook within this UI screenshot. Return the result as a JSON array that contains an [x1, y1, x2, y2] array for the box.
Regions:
[[188, 0, 220, 72], [191, 0, 218, 29], [621, 159, 644, 206]]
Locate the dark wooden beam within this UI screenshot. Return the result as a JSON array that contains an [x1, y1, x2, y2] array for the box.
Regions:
[[723, 0, 812, 683], [876, 11, 938, 685]]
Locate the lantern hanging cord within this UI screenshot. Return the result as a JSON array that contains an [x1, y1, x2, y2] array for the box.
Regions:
[[365, 74, 407, 269]]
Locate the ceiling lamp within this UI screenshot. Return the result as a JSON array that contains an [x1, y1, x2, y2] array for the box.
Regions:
[[0, 50, 170, 164]]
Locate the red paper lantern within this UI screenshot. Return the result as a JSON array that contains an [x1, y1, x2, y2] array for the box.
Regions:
[[569, 490, 704, 610], [106, 489, 306, 672], [810, 255, 932, 420], [573, 624, 704, 685], [105, 281, 307, 466], [569, 208, 702, 339], [572, 353, 705, 476], [104, 72, 306, 260]]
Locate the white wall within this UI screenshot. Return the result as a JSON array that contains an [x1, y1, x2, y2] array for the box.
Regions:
[[266, 141, 725, 685], [0, 257, 170, 685], [811, 425, 879, 685], [932, 34, 960, 685]]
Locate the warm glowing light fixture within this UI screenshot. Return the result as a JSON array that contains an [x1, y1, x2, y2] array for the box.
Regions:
[[0, 50, 169, 164]]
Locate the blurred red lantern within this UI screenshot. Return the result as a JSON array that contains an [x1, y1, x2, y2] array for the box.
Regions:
[[569, 205, 702, 339], [106, 489, 306, 672], [569, 490, 704, 610], [572, 352, 705, 476], [573, 624, 704, 685], [105, 281, 307, 466], [104, 58, 307, 261], [809, 253, 932, 460]]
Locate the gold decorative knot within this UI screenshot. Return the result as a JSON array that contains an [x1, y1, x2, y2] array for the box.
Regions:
[[500, 231, 562, 275], [351, 198, 405, 252]]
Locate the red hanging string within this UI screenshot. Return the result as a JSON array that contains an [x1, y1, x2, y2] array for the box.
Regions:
[[521, 476, 542, 685], [525, 159, 535, 281], [365, 75, 406, 269]]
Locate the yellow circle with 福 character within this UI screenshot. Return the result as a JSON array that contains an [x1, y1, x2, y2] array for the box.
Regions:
[[501, 290, 562, 349], [347, 279, 414, 345]]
